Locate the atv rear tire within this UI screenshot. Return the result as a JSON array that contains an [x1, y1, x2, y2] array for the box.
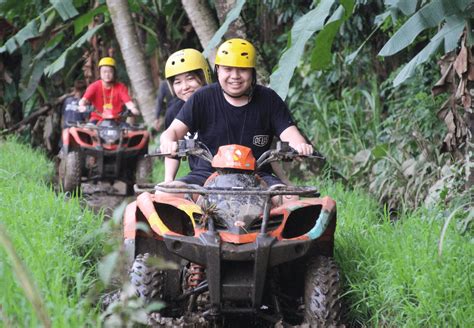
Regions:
[[61, 151, 81, 193], [135, 156, 152, 184], [130, 253, 181, 306], [304, 256, 342, 326]]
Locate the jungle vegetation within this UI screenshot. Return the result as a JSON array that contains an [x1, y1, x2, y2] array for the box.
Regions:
[[0, 0, 472, 326]]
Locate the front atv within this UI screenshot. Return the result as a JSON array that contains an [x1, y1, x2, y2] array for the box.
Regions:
[[58, 110, 151, 194], [124, 141, 342, 326]]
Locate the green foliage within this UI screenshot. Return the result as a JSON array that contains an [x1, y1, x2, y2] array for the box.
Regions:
[[286, 57, 459, 211], [151, 157, 191, 183], [0, 138, 104, 326], [311, 0, 355, 70], [319, 181, 473, 326], [50, 0, 79, 21], [270, 0, 338, 99], [0, 0, 108, 117], [44, 23, 104, 77], [378, 0, 473, 86]]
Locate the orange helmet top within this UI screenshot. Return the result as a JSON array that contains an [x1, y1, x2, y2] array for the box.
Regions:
[[211, 145, 255, 171]]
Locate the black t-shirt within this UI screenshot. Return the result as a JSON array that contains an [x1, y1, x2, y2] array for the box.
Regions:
[[176, 83, 294, 175], [165, 98, 185, 129], [62, 96, 88, 128], [155, 81, 174, 119]]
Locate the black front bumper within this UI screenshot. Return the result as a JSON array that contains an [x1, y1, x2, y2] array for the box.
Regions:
[[163, 232, 314, 312], [82, 147, 144, 180]]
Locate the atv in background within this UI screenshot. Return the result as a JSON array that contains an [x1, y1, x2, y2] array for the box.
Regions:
[[124, 140, 342, 327], [58, 109, 151, 195]]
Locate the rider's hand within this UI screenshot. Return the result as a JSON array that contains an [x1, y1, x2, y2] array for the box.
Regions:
[[292, 143, 313, 156], [160, 141, 178, 156], [78, 105, 87, 113], [130, 107, 140, 116]]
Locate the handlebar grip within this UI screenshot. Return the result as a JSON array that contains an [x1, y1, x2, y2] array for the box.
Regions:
[[122, 109, 133, 117], [145, 152, 170, 158], [306, 151, 326, 160]]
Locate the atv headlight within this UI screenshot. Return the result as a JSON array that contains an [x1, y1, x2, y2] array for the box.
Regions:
[[99, 128, 120, 144]]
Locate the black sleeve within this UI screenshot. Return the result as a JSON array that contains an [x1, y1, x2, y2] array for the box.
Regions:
[[156, 82, 170, 119], [176, 92, 198, 131], [164, 99, 184, 129]]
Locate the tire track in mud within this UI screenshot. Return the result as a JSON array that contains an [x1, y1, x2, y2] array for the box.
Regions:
[[81, 181, 132, 218]]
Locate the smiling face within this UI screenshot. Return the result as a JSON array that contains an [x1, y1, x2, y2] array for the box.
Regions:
[[216, 65, 253, 98], [172, 72, 203, 101]]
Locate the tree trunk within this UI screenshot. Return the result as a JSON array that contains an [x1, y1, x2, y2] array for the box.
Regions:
[[181, 0, 219, 67], [214, 0, 246, 39], [106, 0, 156, 127]]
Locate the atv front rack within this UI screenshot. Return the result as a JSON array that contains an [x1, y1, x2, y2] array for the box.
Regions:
[[135, 183, 320, 197]]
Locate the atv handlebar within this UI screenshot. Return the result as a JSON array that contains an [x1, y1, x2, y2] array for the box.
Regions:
[[256, 142, 325, 168], [147, 140, 325, 169], [135, 182, 320, 197]]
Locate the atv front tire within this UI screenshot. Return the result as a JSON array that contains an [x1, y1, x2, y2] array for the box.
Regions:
[[130, 253, 181, 307], [61, 151, 81, 193], [304, 255, 342, 326]]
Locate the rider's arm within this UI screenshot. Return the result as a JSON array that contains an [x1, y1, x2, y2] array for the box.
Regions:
[[164, 157, 180, 182], [279, 125, 313, 155], [125, 101, 140, 116], [78, 98, 90, 112], [160, 119, 189, 155]]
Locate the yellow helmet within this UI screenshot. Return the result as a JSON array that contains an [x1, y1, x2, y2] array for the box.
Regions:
[[165, 49, 212, 85], [98, 57, 116, 68], [215, 38, 256, 68]]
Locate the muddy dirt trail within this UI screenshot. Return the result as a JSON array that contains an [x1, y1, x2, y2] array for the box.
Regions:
[[82, 181, 133, 217]]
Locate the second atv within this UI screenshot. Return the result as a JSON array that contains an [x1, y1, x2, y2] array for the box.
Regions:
[[58, 109, 151, 194]]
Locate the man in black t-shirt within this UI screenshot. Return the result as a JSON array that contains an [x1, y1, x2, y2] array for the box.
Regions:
[[160, 38, 313, 190]]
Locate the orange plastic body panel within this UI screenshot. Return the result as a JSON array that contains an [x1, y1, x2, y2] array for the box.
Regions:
[[128, 191, 337, 246], [62, 126, 149, 151]]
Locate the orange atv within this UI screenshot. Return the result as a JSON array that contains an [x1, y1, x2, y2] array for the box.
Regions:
[[124, 140, 341, 326], [58, 109, 151, 194]]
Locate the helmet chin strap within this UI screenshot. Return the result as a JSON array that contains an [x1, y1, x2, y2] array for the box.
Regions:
[[217, 68, 257, 101], [221, 87, 252, 99]]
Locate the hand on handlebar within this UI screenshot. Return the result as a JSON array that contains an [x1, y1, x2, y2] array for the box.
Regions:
[[129, 107, 140, 116], [291, 143, 313, 156], [159, 141, 178, 156]]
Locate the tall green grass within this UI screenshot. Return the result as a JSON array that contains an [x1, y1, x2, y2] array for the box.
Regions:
[[0, 139, 104, 327], [318, 181, 473, 327], [151, 156, 191, 183]]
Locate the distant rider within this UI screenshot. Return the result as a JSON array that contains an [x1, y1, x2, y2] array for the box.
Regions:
[[62, 80, 88, 128], [78, 57, 139, 123]]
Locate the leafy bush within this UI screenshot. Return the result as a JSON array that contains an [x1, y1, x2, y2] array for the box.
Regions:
[[286, 59, 465, 212]]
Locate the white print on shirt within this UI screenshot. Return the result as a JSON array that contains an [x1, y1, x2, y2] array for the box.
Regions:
[[253, 135, 269, 147], [65, 100, 80, 112]]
